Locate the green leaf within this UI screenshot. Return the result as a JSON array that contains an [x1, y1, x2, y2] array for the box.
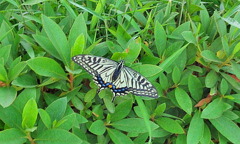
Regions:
[[205, 70, 219, 88], [170, 22, 190, 40], [124, 37, 141, 64], [200, 124, 211, 144], [71, 34, 85, 57], [153, 103, 166, 117], [188, 4, 203, 14], [107, 128, 134, 144], [159, 73, 169, 90], [102, 90, 115, 113], [210, 116, 240, 144], [22, 0, 48, 5], [154, 22, 166, 56], [172, 66, 181, 84], [151, 128, 170, 138], [135, 96, 154, 139], [201, 50, 222, 62], [182, 31, 197, 44], [156, 117, 184, 134], [71, 96, 84, 111], [89, 120, 106, 135], [57, 113, 77, 130], [109, 100, 132, 122], [131, 64, 162, 77], [133, 133, 149, 144], [60, 0, 77, 19], [69, 14, 87, 48], [36, 129, 83, 144], [221, 72, 240, 90], [231, 61, 240, 80], [0, 87, 17, 108], [76, 114, 88, 124], [201, 98, 232, 119], [220, 79, 228, 95], [111, 118, 159, 134], [0, 64, 8, 82], [215, 14, 227, 36], [176, 134, 187, 144], [90, 0, 106, 30], [84, 89, 97, 102], [112, 25, 131, 49], [175, 87, 192, 115], [231, 42, 240, 57], [22, 99, 38, 129], [187, 111, 204, 144], [27, 57, 67, 80], [0, 128, 26, 144], [33, 34, 61, 61], [39, 109, 51, 129], [42, 15, 70, 66], [46, 97, 67, 122], [12, 73, 37, 88], [0, 45, 11, 64], [188, 75, 203, 101], [8, 61, 27, 81], [69, 1, 103, 20], [159, 44, 188, 71]]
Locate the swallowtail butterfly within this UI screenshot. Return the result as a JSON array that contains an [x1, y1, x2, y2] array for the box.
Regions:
[[72, 55, 158, 101]]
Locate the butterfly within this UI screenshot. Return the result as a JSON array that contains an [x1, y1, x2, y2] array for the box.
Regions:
[[72, 55, 158, 101]]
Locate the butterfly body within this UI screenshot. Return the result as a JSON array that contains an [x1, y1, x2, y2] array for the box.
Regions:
[[72, 55, 158, 100], [112, 60, 124, 81]]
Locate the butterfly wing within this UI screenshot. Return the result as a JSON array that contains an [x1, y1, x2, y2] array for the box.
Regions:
[[112, 66, 158, 98], [72, 55, 118, 86]]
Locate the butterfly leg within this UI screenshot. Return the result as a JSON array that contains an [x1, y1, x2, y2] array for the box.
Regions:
[[111, 93, 117, 102], [97, 87, 105, 94]]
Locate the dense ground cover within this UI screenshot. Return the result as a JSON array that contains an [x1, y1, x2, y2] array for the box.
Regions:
[[0, 0, 240, 143]]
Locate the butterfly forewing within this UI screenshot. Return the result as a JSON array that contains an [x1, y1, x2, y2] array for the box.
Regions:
[[72, 55, 117, 80]]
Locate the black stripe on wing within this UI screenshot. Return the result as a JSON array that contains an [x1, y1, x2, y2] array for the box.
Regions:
[[122, 67, 158, 98], [72, 55, 118, 76]]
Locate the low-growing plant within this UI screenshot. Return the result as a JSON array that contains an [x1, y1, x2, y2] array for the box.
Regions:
[[0, 0, 239, 144]]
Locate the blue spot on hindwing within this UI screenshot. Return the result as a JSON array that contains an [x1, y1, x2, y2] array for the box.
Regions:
[[95, 75, 130, 94]]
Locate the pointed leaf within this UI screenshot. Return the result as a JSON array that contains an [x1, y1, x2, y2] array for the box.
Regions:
[[42, 15, 70, 66], [111, 118, 159, 134], [210, 116, 240, 143], [107, 128, 134, 144], [27, 57, 67, 80], [0, 128, 26, 144], [201, 98, 231, 119], [36, 129, 83, 144], [187, 111, 204, 144], [175, 87, 192, 115], [110, 100, 132, 122], [22, 99, 38, 129], [155, 22, 166, 56], [46, 97, 67, 122], [156, 117, 184, 134]]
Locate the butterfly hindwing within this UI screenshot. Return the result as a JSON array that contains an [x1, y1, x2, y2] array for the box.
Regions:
[[112, 67, 158, 98]]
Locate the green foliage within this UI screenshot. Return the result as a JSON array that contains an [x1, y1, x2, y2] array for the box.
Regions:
[[0, 0, 240, 143]]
